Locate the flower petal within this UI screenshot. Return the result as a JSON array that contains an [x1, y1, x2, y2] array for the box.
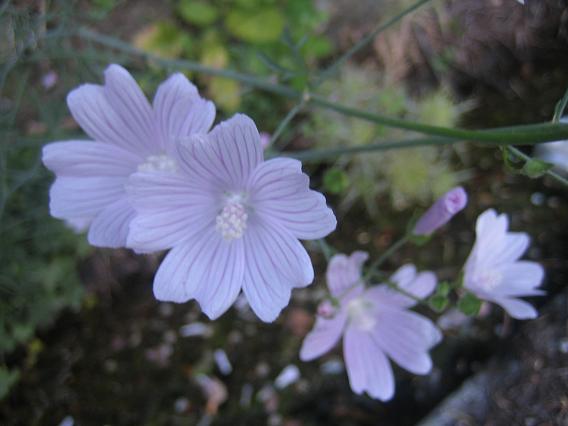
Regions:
[[49, 176, 125, 221], [498, 261, 544, 295], [87, 198, 136, 248], [177, 114, 262, 190], [374, 308, 441, 375], [43, 140, 140, 177], [249, 158, 336, 239], [326, 252, 368, 298], [67, 65, 154, 154], [126, 171, 216, 253], [153, 228, 244, 319], [344, 326, 395, 401], [493, 297, 538, 320], [242, 219, 314, 322], [153, 73, 215, 153], [299, 312, 347, 361]]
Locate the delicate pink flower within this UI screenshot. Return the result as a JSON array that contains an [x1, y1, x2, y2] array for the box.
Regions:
[[413, 186, 467, 235], [300, 253, 441, 401], [126, 114, 336, 322], [464, 209, 545, 319], [42, 64, 215, 248]]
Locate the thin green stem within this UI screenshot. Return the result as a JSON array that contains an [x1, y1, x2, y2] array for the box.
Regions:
[[363, 235, 411, 280], [316, 0, 434, 84], [507, 146, 568, 186], [553, 88, 568, 123], [269, 98, 307, 146], [316, 239, 334, 261], [68, 28, 568, 146]]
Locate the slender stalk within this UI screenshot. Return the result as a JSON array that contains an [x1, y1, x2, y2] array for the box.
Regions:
[[72, 27, 568, 146], [316, 0, 433, 84], [269, 99, 307, 146], [316, 239, 334, 261], [363, 235, 411, 280], [507, 146, 568, 186]]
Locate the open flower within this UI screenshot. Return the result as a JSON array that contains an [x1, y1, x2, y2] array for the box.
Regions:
[[42, 64, 215, 247], [413, 186, 467, 236], [300, 252, 441, 401], [126, 114, 336, 322], [464, 209, 545, 319]]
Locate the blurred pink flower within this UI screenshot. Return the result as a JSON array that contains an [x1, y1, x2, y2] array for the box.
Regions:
[[259, 132, 271, 150], [413, 186, 467, 235], [464, 209, 545, 319], [300, 252, 441, 401], [127, 114, 336, 321], [42, 64, 215, 247]]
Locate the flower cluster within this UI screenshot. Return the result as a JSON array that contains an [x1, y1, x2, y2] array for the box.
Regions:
[[43, 65, 545, 403], [43, 64, 337, 322]]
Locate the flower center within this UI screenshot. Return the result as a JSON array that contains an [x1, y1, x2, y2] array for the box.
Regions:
[[215, 194, 248, 241], [346, 297, 376, 331], [137, 154, 177, 173]]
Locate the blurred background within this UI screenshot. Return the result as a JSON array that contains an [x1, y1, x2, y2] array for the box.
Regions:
[[1, 0, 568, 424]]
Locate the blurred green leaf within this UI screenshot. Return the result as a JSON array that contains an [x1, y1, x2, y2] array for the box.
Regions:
[[458, 293, 482, 316], [429, 294, 449, 312], [177, 1, 219, 27], [522, 158, 554, 178], [0, 367, 19, 400], [133, 22, 192, 59], [209, 77, 241, 112], [226, 7, 285, 44], [323, 168, 350, 194]]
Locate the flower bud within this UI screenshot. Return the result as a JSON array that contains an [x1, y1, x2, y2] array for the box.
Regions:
[[413, 186, 467, 235], [317, 300, 337, 319]]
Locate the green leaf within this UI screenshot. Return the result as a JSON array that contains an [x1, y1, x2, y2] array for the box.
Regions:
[[553, 88, 568, 123], [177, 1, 219, 27], [522, 158, 554, 178], [323, 168, 349, 194], [409, 233, 431, 246], [0, 367, 20, 400], [429, 295, 449, 312], [437, 281, 451, 297], [458, 293, 482, 316], [208, 77, 241, 112], [226, 7, 285, 44]]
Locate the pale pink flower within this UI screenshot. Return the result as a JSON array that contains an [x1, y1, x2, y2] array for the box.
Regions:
[[464, 209, 545, 319], [126, 114, 336, 322], [42, 64, 215, 247], [300, 252, 441, 401], [414, 186, 467, 235]]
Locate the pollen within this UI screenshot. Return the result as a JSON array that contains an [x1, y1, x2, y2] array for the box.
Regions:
[[216, 202, 248, 240], [138, 154, 177, 173]]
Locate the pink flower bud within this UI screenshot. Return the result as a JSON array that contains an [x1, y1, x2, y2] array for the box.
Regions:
[[317, 300, 336, 319], [413, 186, 467, 235]]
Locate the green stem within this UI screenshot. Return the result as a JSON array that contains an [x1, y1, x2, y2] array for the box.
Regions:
[[269, 98, 307, 146], [69, 28, 568, 145], [363, 235, 411, 280], [507, 146, 568, 186], [316, 0, 434, 84]]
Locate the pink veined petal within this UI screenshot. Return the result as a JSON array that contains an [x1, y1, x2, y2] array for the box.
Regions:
[[153, 228, 244, 319], [177, 114, 263, 190], [497, 261, 544, 295], [103, 65, 155, 151], [67, 70, 154, 155], [326, 252, 369, 298], [344, 326, 395, 401], [42, 140, 141, 177], [49, 176, 125, 221], [370, 269, 437, 308], [389, 264, 416, 288], [493, 297, 538, 320], [373, 308, 441, 375], [152, 73, 215, 153], [299, 312, 347, 361], [488, 233, 529, 266], [87, 198, 136, 248], [248, 158, 336, 240], [126, 171, 217, 253], [400, 271, 437, 302], [241, 219, 313, 322]]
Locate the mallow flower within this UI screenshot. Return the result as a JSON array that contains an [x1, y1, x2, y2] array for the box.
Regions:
[[126, 114, 337, 322], [42, 64, 215, 247], [413, 186, 467, 236], [300, 252, 441, 401], [463, 209, 545, 319]]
